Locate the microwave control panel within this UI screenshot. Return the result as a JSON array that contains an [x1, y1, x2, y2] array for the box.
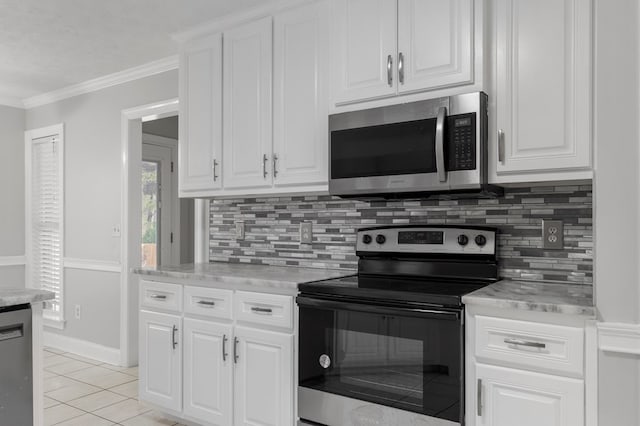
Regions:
[[447, 113, 476, 171]]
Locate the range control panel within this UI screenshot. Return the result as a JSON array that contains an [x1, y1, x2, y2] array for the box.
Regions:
[[356, 226, 496, 255]]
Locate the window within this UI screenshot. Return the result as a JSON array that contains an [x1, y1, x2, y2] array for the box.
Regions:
[[26, 124, 64, 326]]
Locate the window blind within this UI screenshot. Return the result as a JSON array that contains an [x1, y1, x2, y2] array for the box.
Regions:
[[31, 135, 63, 321]]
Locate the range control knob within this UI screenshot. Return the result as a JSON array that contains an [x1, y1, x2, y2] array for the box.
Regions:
[[475, 235, 487, 247], [362, 234, 372, 244], [457, 234, 469, 246], [376, 234, 386, 244]]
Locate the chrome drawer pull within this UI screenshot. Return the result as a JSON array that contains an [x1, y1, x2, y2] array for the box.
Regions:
[[197, 300, 216, 307], [504, 338, 546, 349], [149, 294, 167, 300], [251, 306, 273, 314]]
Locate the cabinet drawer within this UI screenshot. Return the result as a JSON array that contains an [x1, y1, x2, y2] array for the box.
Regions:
[[184, 286, 233, 320], [140, 280, 183, 313], [234, 291, 293, 330], [475, 316, 584, 377]]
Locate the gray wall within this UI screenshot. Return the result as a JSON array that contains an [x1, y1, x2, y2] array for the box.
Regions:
[[25, 69, 178, 349], [594, 0, 640, 424], [0, 105, 25, 288], [209, 185, 593, 284]]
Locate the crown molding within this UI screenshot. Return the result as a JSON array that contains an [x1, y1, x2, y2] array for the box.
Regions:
[[172, 0, 315, 43], [22, 55, 179, 109], [0, 96, 25, 109]]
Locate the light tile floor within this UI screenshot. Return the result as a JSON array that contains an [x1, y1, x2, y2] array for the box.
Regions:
[[43, 347, 185, 426]]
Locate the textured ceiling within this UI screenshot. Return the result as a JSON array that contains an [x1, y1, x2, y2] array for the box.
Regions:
[[0, 0, 266, 101]]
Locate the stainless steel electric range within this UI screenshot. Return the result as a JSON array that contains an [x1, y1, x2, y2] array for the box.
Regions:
[[297, 225, 498, 426]]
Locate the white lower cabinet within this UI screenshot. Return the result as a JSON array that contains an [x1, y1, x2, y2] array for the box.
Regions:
[[139, 310, 182, 413], [234, 326, 294, 426], [183, 318, 233, 425], [476, 364, 584, 426], [139, 281, 295, 426]]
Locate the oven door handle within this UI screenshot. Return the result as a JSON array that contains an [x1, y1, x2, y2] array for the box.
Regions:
[[435, 106, 448, 183], [296, 296, 460, 321]]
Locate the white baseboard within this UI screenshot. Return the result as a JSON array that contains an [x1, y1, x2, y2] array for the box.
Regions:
[[598, 322, 640, 355], [43, 331, 121, 366], [0, 255, 26, 266]]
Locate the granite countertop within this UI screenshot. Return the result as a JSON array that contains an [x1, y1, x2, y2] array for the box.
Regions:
[[462, 280, 595, 316], [133, 262, 355, 290], [0, 288, 55, 308]]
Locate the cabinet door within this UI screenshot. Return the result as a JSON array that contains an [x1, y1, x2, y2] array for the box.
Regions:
[[495, 0, 591, 174], [476, 364, 584, 426], [223, 17, 273, 189], [397, 0, 473, 93], [179, 33, 223, 194], [234, 327, 293, 426], [331, 0, 397, 104], [139, 310, 181, 412], [183, 318, 233, 426], [273, 2, 329, 187]]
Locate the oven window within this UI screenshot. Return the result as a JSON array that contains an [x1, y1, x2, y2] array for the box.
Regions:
[[330, 118, 437, 179], [299, 304, 462, 423]]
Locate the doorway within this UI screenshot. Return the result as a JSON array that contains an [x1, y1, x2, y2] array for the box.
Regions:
[[141, 117, 194, 267]]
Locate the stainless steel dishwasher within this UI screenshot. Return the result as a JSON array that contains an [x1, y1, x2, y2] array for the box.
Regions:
[[0, 304, 32, 426]]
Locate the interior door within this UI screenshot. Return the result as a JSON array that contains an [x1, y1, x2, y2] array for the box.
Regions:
[[223, 17, 273, 189]]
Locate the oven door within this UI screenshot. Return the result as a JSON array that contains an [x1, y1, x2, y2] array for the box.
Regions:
[[297, 295, 464, 424]]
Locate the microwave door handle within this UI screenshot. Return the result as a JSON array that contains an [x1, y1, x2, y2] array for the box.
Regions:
[[435, 106, 447, 183]]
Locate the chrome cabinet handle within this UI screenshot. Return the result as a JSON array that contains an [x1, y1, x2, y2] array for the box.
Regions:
[[504, 337, 546, 349], [149, 294, 166, 300], [251, 306, 273, 314], [222, 334, 228, 362], [497, 130, 505, 164], [233, 337, 239, 363], [171, 325, 178, 350], [386, 55, 393, 87], [398, 52, 405, 84], [435, 106, 447, 183], [213, 159, 219, 181], [262, 154, 268, 179], [273, 154, 278, 178], [197, 300, 216, 307], [477, 379, 482, 416]]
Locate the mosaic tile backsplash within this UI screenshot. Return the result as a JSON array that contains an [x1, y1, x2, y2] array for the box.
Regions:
[[209, 185, 593, 284]]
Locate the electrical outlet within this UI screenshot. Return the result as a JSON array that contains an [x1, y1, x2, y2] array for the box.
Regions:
[[300, 222, 313, 244], [111, 225, 121, 237], [235, 221, 245, 240], [542, 220, 564, 250], [74, 304, 81, 320]]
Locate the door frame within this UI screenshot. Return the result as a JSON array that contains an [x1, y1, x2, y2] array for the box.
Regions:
[[120, 98, 209, 366]]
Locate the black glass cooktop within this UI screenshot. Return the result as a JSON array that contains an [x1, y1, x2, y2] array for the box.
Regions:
[[299, 274, 493, 308]]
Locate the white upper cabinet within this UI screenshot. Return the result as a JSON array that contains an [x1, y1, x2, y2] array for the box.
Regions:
[[331, 0, 397, 104], [331, 0, 475, 105], [397, 0, 473, 93], [179, 33, 223, 195], [223, 17, 274, 189], [273, 2, 330, 187], [491, 0, 592, 181]]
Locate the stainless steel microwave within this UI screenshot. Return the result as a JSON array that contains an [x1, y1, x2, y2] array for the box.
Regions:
[[329, 92, 499, 198]]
